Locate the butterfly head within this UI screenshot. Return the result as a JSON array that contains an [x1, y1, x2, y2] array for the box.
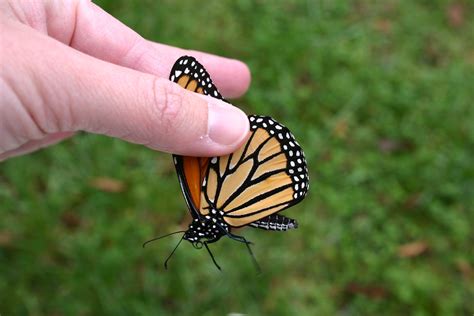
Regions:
[[183, 214, 228, 246]]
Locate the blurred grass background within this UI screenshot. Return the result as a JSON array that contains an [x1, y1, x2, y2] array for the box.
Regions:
[[1, 0, 474, 315]]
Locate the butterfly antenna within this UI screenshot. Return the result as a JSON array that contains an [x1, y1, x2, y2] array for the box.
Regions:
[[164, 235, 185, 270], [142, 230, 186, 248], [204, 242, 221, 271]]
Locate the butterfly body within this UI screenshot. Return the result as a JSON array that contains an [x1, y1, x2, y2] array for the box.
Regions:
[[145, 56, 309, 270], [183, 211, 228, 247]]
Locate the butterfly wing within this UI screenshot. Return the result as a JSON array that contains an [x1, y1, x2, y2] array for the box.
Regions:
[[199, 115, 309, 228], [170, 56, 226, 101], [169, 56, 226, 218], [169, 56, 309, 228]]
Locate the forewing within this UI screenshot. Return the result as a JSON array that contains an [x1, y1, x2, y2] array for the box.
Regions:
[[200, 115, 309, 227], [169, 56, 225, 217], [169, 56, 226, 101]]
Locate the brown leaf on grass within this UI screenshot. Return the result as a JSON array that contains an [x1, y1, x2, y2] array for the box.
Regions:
[[333, 119, 349, 139], [403, 193, 422, 210], [424, 38, 444, 66], [447, 3, 464, 28], [0, 231, 13, 246], [376, 193, 392, 206], [378, 139, 399, 153], [60, 211, 82, 231], [397, 240, 429, 258], [378, 138, 414, 154], [373, 19, 392, 34], [320, 150, 332, 162], [345, 282, 389, 299], [466, 50, 474, 65], [90, 177, 125, 193], [297, 70, 315, 87], [456, 259, 473, 279]]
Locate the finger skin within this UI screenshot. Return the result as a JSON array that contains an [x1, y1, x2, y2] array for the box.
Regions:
[[0, 0, 251, 161], [0, 132, 75, 161], [42, 1, 251, 98], [145, 42, 251, 99], [1, 19, 249, 159]]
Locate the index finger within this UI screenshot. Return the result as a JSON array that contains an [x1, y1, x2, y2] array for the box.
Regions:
[[67, 1, 251, 98], [145, 42, 251, 99]]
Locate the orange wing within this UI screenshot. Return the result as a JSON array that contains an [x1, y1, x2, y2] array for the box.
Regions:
[[181, 156, 208, 209], [200, 115, 309, 227], [170, 56, 225, 216], [170, 57, 309, 228]]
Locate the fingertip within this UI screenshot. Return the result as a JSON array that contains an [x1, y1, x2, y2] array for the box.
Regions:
[[230, 59, 252, 98], [138, 43, 252, 99], [190, 53, 252, 99], [143, 86, 249, 157], [212, 58, 252, 99], [207, 97, 250, 148]]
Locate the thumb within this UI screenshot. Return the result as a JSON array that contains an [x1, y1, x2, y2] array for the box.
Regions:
[[5, 21, 249, 157]]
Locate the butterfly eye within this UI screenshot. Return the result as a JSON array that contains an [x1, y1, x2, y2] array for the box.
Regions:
[[193, 241, 203, 249]]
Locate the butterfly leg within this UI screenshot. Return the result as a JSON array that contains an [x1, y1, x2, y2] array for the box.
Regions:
[[239, 235, 261, 272], [227, 232, 254, 246], [214, 223, 260, 270], [215, 222, 253, 245], [204, 242, 221, 271], [224, 231, 261, 272]]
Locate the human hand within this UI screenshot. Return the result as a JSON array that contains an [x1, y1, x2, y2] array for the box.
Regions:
[[0, 0, 251, 161]]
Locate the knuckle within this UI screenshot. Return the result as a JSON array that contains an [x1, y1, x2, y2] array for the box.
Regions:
[[149, 77, 183, 135]]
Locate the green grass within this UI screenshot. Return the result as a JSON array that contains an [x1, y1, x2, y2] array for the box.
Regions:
[[1, 1, 474, 315]]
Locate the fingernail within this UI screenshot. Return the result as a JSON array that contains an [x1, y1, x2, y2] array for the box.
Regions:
[[207, 99, 249, 146]]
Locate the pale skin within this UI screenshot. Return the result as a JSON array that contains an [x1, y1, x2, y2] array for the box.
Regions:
[[0, 0, 251, 161]]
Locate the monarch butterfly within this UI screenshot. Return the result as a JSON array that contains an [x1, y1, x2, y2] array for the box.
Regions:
[[144, 56, 309, 270]]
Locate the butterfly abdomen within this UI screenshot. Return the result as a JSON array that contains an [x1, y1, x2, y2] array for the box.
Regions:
[[249, 214, 298, 231]]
